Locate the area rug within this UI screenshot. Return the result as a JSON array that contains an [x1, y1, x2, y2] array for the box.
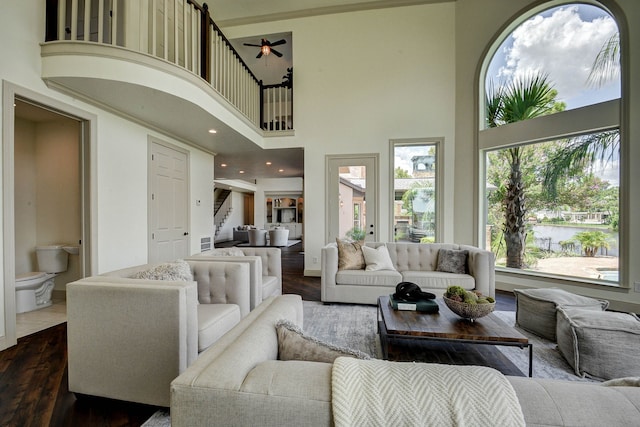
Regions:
[[142, 301, 596, 426], [236, 239, 301, 248]]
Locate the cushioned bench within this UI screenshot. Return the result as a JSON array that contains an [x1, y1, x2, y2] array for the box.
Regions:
[[514, 287, 609, 341], [556, 306, 640, 380]]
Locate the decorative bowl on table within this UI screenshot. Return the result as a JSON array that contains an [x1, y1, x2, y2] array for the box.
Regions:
[[443, 296, 495, 321], [443, 285, 496, 321]]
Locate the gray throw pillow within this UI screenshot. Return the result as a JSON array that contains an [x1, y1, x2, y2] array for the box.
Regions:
[[436, 249, 469, 274], [276, 319, 370, 363], [130, 259, 194, 281]]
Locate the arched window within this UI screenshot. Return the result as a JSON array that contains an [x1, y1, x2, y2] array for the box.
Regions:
[[479, 2, 622, 286]]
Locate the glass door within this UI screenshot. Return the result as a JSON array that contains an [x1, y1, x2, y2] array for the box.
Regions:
[[326, 154, 378, 243]]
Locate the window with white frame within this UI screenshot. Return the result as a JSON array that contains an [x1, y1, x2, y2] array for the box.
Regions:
[[480, 2, 622, 285]]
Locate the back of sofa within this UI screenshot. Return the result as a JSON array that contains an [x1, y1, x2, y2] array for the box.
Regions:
[[385, 242, 461, 272], [171, 295, 333, 427]]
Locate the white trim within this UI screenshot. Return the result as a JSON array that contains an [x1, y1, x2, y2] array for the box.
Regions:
[[479, 100, 620, 150]]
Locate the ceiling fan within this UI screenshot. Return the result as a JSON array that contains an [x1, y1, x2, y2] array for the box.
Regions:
[[243, 38, 286, 58]]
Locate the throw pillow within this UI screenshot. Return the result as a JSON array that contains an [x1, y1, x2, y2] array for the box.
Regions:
[[205, 247, 245, 256], [336, 238, 365, 270], [130, 259, 194, 281], [436, 249, 469, 274], [276, 319, 370, 363], [362, 245, 396, 271]]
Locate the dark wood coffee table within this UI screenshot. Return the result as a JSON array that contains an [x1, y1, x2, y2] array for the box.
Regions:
[[377, 295, 532, 376]]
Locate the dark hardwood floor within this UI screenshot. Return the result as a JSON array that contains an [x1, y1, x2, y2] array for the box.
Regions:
[[0, 241, 515, 426]]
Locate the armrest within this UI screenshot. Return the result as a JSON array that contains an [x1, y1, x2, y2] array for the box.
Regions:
[[66, 276, 198, 407], [321, 243, 339, 299], [187, 260, 251, 317], [185, 255, 262, 310], [460, 245, 495, 298], [239, 247, 282, 288]]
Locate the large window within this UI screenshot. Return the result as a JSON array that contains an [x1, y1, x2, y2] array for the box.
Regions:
[[391, 140, 441, 242], [480, 2, 622, 285]]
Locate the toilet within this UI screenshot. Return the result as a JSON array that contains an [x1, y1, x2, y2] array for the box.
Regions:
[[15, 245, 74, 314]]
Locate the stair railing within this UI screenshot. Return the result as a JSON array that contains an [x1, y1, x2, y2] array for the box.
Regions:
[[44, 0, 292, 131]]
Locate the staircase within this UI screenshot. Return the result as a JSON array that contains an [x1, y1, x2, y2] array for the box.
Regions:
[[214, 189, 232, 240]]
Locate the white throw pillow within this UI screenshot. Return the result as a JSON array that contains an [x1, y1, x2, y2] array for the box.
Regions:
[[362, 245, 396, 271]]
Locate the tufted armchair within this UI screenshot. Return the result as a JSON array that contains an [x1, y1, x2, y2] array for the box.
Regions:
[[66, 259, 250, 407]]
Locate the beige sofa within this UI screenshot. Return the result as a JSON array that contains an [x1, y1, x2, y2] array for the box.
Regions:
[[171, 294, 640, 427], [67, 259, 251, 407], [321, 242, 495, 304], [189, 246, 282, 310]]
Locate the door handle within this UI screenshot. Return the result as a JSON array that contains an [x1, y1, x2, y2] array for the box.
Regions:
[[184, 232, 189, 236]]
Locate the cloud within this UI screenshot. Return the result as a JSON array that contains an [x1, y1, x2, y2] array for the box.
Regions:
[[496, 6, 618, 104]]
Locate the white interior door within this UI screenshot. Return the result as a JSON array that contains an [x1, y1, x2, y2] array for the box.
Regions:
[[149, 140, 189, 262], [326, 154, 378, 243]]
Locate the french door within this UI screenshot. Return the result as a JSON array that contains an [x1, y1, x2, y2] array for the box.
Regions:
[[326, 154, 378, 243]]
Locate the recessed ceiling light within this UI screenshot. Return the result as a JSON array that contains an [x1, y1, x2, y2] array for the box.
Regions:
[[278, 169, 284, 172], [266, 161, 272, 165], [239, 170, 245, 174], [208, 129, 217, 134], [220, 163, 227, 167]]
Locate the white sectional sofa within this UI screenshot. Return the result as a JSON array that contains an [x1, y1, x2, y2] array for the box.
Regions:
[[171, 295, 640, 427], [67, 259, 251, 407], [321, 242, 495, 304]]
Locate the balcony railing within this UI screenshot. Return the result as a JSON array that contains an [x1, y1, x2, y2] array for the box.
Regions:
[[44, 0, 293, 132]]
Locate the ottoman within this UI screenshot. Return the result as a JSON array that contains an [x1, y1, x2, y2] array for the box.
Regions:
[[556, 306, 640, 380], [514, 288, 609, 341]]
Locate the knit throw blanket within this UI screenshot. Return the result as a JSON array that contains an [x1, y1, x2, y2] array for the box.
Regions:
[[332, 357, 525, 427]]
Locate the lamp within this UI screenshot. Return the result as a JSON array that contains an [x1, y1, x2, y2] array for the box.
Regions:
[[261, 45, 271, 56]]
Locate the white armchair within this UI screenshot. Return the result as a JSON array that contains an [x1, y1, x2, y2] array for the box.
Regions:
[[269, 228, 289, 246], [248, 229, 267, 246], [66, 259, 251, 407]]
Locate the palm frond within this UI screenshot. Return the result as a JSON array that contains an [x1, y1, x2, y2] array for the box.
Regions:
[[543, 130, 619, 198], [587, 33, 620, 88]]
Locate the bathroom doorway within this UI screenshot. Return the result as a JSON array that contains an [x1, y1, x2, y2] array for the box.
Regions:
[[2, 83, 94, 350]]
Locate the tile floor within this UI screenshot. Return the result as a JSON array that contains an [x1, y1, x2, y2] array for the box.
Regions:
[[16, 298, 67, 338]]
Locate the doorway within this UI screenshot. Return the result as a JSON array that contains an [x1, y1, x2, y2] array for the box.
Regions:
[[2, 83, 94, 351], [326, 154, 378, 243]]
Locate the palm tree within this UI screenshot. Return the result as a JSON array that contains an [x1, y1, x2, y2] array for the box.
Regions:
[[486, 74, 557, 268]]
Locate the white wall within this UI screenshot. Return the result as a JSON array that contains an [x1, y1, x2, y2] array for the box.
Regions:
[[14, 119, 37, 275], [0, 0, 216, 345], [225, 4, 457, 274]]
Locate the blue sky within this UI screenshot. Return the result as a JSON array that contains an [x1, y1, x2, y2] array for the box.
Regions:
[[486, 4, 620, 110]]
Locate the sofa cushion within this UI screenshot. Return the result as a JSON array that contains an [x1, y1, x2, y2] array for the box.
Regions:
[[336, 238, 365, 270], [336, 269, 402, 287], [514, 288, 609, 341], [362, 245, 396, 271], [130, 260, 193, 282], [197, 304, 241, 352], [276, 319, 370, 363], [556, 307, 640, 380], [402, 271, 475, 292], [436, 249, 469, 274]]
